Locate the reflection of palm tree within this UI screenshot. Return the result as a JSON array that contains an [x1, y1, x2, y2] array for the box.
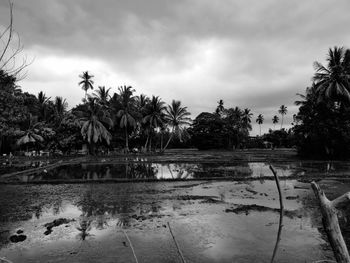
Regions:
[[52, 199, 63, 215], [77, 217, 92, 240]]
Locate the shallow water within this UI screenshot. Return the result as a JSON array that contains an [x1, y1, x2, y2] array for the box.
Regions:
[[1, 176, 349, 262], [2, 160, 350, 183]]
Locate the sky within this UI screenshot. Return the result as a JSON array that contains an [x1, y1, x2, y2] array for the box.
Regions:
[[1, 0, 350, 135]]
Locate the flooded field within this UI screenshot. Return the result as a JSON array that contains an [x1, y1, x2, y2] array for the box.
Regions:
[[2, 160, 350, 183], [0, 152, 350, 262]]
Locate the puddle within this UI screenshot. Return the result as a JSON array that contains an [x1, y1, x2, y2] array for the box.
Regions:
[[0, 178, 348, 262], [2, 161, 350, 183]]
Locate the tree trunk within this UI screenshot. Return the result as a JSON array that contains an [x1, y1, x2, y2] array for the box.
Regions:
[[89, 141, 96, 155], [144, 134, 149, 151], [281, 115, 283, 129], [0, 135, 2, 154], [311, 181, 350, 263], [148, 135, 152, 152], [259, 125, 261, 136], [162, 133, 174, 153]]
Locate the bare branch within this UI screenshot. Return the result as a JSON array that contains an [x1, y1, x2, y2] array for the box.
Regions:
[[0, 1, 32, 81], [0, 1, 13, 62]]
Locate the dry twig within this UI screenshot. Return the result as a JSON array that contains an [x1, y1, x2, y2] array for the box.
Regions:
[[167, 222, 187, 263]]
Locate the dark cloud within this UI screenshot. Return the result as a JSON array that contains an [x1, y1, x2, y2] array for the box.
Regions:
[[1, 0, 349, 134]]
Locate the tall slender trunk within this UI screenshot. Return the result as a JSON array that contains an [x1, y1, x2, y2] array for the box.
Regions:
[[259, 125, 261, 136], [281, 115, 283, 129], [160, 132, 163, 151], [148, 135, 152, 152], [162, 129, 174, 152], [144, 134, 149, 151]]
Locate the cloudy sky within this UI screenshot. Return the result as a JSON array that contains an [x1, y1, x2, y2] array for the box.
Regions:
[[1, 0, 350, 135]]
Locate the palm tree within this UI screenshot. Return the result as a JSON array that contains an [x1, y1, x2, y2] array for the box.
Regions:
[[93, 86, 111, 106], [242, 108, 253, 130], [136, 94, 150, 113], [272, 115, 279, 130], [16, 114, 44, 152], [256, 114, 264, 136], [313, 47, 350, 104], [37, 91, 51, 121], [278, 105, 287, 129], [162, 100, 191, 152], [142, 96, 166, 151], [216, 99, 224, 115], [79, 71, 94, 101], [116, 86, 138, 152], [79, 97, 113, 155], [53, 96, 68, 125]]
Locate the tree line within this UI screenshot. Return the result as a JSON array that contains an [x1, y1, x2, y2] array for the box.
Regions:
[[0, 70, 192, 155], [1, 1, 349, 158]]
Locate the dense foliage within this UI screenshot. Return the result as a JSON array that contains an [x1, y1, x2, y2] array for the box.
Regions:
[[189, 103, 252, 150], [293, 47, 350, 158], [0, 70, 192, 155]]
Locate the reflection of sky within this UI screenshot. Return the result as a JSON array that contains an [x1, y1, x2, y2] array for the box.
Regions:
[[0, 179, 342, 262], [4, 161, 350, 184], [248, 163, 293, 177], [152, 163, 196, 179]]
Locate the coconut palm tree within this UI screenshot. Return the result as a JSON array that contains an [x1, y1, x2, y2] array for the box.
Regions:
[[256, 114, 264, 136], [142, 96, 166, 151], [37, 91, 51, 121], [53, 96, 68, 125], [313, 47, 350, 104], [16, 114, 44, 152], [162, 100, 191, 152], [136, 94, 150, 113], [278, 105, 287, 129], [93, 86, 111, 106], [116, 86, 138, 152], [79, 97, 113, 155], [241, 108, 253, 131], [79, 71, 94, 101], [272, 115, 279, 130]]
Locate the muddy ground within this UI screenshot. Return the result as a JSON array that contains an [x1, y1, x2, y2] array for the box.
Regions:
[[0, 149, 350, 262]]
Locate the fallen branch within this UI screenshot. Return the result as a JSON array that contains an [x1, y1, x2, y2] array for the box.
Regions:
[[311, 181, 350, 263], [167, 222, 187, 263], [269, 164, 284, 263]]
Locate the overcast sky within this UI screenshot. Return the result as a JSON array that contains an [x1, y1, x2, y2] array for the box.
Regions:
[[1, 0, 350, 135]]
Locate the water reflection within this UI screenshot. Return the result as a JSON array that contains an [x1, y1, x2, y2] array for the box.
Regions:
[[4, 160, 350, 183], [0, 179, 346, 262]]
